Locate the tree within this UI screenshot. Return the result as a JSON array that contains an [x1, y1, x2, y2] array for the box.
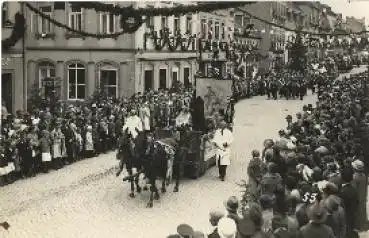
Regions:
[[288, 32, 307, 73]]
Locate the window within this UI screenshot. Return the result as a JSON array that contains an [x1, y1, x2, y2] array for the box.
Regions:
[[69, 5, 82, 30], [221, 22, 225, 39], [243, 17, 250, 28], [235, 14, 243, 27], [159, 69, 167, 89], [39, 6, 52, 34], [68, 63, 85, 100], [183, 67, 190, 87], [186, 14, 192, 33], [173, 15, 180, 34], [200, 19, 207, 36], [38, 62, 56, 98], [2, 2, 9, 27], [100, 68, 117, 98], [215, 22, 220, 39], [161, 16, 168, 29], [146, 16, 153, 29], [100, 5, 115, 33]]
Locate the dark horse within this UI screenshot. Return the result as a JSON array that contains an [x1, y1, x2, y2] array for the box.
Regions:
[[117, 130, 176, 208], [116, 129, 142, 198]]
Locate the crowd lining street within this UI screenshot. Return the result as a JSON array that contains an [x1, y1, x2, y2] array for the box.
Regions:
[[1, 67, 368, 238]]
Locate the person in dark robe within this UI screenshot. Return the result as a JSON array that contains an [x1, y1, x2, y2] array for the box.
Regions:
[[190, 94, 205, 132]]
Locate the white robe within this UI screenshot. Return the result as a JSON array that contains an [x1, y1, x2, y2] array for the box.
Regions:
[[212, 128, 234, 166], [140, 106, 151, 131], [122, 115, 143, 139], [175, 112, 191, 127]]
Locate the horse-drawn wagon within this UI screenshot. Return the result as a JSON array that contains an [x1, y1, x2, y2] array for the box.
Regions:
[[154, 128, 216, 179]]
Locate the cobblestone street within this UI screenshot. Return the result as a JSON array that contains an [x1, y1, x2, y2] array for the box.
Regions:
[[1, 67, 369, 238], [0, 95, 316, 238]]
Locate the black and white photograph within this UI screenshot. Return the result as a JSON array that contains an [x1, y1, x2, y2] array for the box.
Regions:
[[1, 0, 369, 237]]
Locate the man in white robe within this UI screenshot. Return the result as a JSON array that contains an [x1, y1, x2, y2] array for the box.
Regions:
[[122, 109, 143, 139], [175, 107, 192, 128], [212, 120, 234, 181]]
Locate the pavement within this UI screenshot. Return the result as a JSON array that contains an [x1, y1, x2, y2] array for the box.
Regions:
[[0, 66, 367, 238]]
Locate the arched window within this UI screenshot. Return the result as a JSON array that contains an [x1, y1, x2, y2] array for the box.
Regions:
[[67, 63, 85, 100], [38, 61, 56, 99]]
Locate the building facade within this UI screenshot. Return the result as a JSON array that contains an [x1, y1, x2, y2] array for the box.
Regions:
[[25, 2, 136, 105], [2, 2, 25, 113], [345, 16, 366, 33], [196, 8, 234, 78], [134, 1, 198, 93], [235, 2, 273, 73]]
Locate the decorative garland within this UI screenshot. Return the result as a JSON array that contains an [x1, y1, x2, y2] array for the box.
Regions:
[[25, 3, 143, 38], [2, 12, 25, 51], [71, 2, 252, 18], [144, 30, 196, 52], [238, 7, 369, 36]]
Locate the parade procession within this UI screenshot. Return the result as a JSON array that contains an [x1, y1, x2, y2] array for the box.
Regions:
[[1, 1, 369, 238]]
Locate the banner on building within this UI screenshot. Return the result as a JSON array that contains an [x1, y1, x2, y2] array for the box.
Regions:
[[196, 77, 232, 117]]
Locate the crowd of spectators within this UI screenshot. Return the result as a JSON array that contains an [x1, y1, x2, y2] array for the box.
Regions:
[[0, 87, 194, 186], [168, 68, 369, 238]]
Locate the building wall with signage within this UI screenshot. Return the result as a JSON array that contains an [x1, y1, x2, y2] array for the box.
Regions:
[[24, 2, 136, 101], [133, 1, 198, 93], [2, 2, 24, 113]]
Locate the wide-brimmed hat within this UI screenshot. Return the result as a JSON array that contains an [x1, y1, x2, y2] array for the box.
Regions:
[[351, 159, 365, 172], [237, 217, 256, 236], [224, 196, 239, 213], [307, 203, 328, 224], [209, 210, 225, 221], [218, 218, 237, 238], [176, 224, 194, 237]]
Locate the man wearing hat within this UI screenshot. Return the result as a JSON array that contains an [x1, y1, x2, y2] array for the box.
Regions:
[[298, 203, 335, 238], [176, 224, 194, 238], [212, 120, 234, 181], [207, 210, 225, 238], [217, 217, 237, 238], [351, 159, 368, 231], [340, 168, 359, 237], [224, 196, 241, 225]]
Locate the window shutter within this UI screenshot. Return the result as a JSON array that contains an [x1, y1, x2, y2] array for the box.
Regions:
[[31, 13, 38, 33], [81, 8, 85, 31]]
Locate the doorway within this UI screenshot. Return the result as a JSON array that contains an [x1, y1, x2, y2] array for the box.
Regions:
[[184, 67, 190, 87], [172, 70, 178, 86], [159, 69, 167, 89], [1, 73, 12, 113], [144, 70, 153, 92]]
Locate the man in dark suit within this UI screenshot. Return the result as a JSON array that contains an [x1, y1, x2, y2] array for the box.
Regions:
[[340, 168, 359, 238]]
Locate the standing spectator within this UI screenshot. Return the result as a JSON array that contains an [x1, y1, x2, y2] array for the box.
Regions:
[[217, 218, 237, 238], [351, 159, 368, 231], [207, 210, 225, 238], [247, 150, 263, 200], [50, 120, 65, 170], [40, 130, 52, 173], [339, 168, 359, 238], [224, 196, 241, 226], [298, 203, 335, 238]]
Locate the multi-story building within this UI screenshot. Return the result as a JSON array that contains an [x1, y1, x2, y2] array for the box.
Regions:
[[345, 16, 366, 34], [196, 8, 234, 78], [25, 2, 136, 104], [135, 1, 198, 93], [234, 2, 273, 73], [24, 1, 201, 103], [233, 6, 262, 78], [2, 2, 25, 113]]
